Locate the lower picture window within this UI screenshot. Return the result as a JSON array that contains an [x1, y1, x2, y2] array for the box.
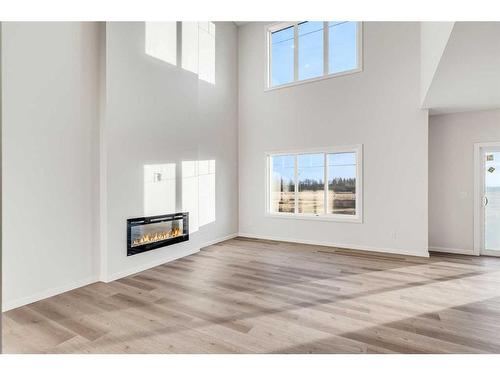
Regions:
[[267, 146, 362, 222], [270, 154, 295, 213], [328, 152, 357, 215], [297, 153, 325, 214]]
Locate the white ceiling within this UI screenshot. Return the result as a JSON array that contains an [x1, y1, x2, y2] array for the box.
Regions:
[[424, 22, 500, 115]]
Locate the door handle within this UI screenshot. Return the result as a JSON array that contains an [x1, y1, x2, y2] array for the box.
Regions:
[[483, 196, 489, 207]]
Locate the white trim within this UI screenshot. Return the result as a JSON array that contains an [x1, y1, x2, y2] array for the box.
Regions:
[[265, 21, 363, 91], [238, 233, 430, 258], [323, 21, 329, 75], [293, 23, 298, 82], [474, 143, 482, 256], [474, 142, 500, 256], [3, 234, 239, 311], [265, 67, 363, 92], [265, 24, 272, 88], [104, 248, 200, 282], [428, 246, 475, 255], [104, 233, 238, 282], [266, 144, 363, 223], [323, 152, 328, 213], [266, 144, 362, 156], [265, 212, 362, 223], [2, 275, 99, 312], [200, 233, 239, 249], [480, 249, 500, 257]]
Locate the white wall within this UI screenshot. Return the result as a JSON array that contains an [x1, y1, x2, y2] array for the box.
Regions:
[[429, 109, 500, 254], [422, 22, 500, 114], [102, 22, 238, 280], [420, 22, 454, 104], [2, 22, 101, 310], [2, 21, 239, 308], [238, 22, 429, 256]]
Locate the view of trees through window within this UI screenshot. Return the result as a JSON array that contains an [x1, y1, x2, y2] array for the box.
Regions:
[[328, 152, 356, 215], [270, 155, 295, 213], [298, 153, 324, 214], [269, 151, 358, 216]]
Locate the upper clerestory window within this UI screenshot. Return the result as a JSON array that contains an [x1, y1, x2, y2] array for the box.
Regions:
[[267, 21, 362, 90]]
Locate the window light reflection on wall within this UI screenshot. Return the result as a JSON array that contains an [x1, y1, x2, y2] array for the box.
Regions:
[[143, 163, 176, 216], [145, 22, 177, 65], [145, 21, 216, 84], [182, 160, 216, 233]]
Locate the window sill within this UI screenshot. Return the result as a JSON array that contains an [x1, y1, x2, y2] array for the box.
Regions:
[[265, 213, 363, 224], [265, 67, 363, 92]]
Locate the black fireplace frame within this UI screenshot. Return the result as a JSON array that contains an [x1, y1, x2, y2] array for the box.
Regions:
[[127, 212, 189, 256]]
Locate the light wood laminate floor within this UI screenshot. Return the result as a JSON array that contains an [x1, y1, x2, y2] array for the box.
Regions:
[[3, 237, 500, 353]]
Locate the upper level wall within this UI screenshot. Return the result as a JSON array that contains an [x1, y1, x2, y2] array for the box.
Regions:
[[238, 22, 429, 256], [2, 21, 240, 309], [2, 22, 102, 310], [103, 22, 239, 280], [420, 22, 454, 104], [422, 22, 500, 114]]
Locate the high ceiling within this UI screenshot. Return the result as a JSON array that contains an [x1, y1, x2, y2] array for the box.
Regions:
[[423, 22, 500, 115]]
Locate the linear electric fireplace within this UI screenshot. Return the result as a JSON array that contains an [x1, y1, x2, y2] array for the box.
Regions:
[[127, 212, 189, 256]]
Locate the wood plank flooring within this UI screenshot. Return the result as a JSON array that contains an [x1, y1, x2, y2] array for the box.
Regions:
[[3, 237, 500, 353]]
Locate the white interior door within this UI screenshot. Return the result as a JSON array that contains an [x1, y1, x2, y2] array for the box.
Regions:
[[477, 144, 500, 256]]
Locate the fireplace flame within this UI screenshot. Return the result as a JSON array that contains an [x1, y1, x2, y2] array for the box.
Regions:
[[132, 227, 182, 247]]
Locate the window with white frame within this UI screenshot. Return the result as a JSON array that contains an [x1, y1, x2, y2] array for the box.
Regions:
[[268, 21, 362, 88], [267, 146, 362, 222]]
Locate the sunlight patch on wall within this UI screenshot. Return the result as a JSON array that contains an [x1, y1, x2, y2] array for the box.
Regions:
[[182, 22, 216, 84], [182, 160, 216, 233], [182, 22, 199, 75], [145, 22, 177, 65], [198, 22, 216, 84], [144, 163, 176, 216]]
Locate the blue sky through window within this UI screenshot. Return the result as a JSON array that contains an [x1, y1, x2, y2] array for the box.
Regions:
[[271, 21, 358, 87], [271, 153, 356, 183], [297, 153, 324, 182], [329, 21, 357, 74], [328, 152, 356, 182], [271, 155, 295, 184], [298, 22, 324, 80], [271, 26, 294, 86]]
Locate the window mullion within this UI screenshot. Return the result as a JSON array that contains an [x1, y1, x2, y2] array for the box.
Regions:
[[323, 22, 329, 76], [294, 155, 298, 214], [267, 156, 271, 213], [267, 29, 272, 87], [324, 153, 328, 214], [293, 23, 299, 82]]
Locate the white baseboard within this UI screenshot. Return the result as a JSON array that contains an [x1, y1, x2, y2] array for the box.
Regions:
[[103, 232, 239, 282], [200, 233, 238, 249], [480, 249, 500, 257], [237, 232, 430, 258], [3, 234, 239, 311], [2, 275, 100, 312], [429, 246, 476, 255], [102, 248, 200, 282]]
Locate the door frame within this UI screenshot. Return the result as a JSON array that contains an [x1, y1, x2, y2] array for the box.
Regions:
[[474, 142, 500, 256]]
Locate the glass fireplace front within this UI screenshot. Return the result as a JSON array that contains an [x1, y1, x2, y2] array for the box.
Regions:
[[127, 212, 189, 256]]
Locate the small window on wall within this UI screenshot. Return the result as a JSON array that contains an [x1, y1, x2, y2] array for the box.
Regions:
[[267, 145, 362, 222], [267, 21, 362, 89]]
